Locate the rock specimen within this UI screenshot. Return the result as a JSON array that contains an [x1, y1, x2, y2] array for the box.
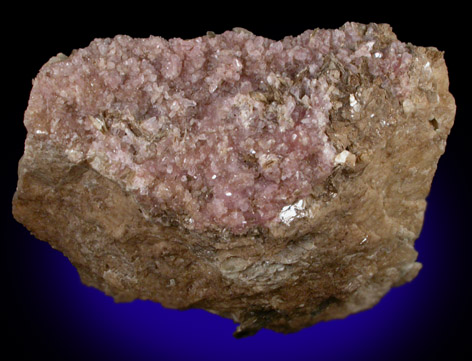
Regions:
[[13, 22, 455, 337]]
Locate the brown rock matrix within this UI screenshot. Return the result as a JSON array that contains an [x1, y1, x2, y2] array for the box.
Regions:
[[13, 22, 455, 337]]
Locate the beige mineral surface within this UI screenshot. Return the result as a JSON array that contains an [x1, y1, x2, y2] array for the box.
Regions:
[[13, 22, 455, 337]]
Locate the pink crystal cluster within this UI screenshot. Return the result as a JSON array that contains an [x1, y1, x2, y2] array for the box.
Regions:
[[26, 23, 412, 233]]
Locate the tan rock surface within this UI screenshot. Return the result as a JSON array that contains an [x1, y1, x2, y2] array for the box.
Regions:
[[13, 23, 455, 337]]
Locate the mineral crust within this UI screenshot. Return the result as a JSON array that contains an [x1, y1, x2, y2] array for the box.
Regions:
[[13, 22, 455, 336]]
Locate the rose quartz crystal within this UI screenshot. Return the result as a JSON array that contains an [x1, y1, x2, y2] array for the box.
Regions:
[[13, 23, 455, 336]]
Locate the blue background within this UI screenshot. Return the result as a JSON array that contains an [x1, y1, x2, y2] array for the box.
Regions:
[[4, 4, 470, 361]]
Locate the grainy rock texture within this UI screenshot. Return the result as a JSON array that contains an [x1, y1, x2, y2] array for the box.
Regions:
[[13, 22, 455, 336]]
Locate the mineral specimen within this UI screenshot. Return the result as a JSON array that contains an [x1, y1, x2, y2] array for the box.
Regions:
[[13, 22, 455, 337]]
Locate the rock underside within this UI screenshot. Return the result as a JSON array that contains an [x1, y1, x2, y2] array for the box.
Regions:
[[13, 22, 455, 337]]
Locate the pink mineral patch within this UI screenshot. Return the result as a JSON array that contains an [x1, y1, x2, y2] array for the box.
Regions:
[[25, 23, 412, 234]]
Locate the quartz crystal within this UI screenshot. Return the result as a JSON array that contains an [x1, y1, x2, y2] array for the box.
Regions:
[[13, 22, 456, 337]]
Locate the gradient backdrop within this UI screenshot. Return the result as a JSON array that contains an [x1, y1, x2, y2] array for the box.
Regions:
[[4, 4, 470, 361]]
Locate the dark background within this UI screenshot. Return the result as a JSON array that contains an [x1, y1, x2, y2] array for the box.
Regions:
[[3, 2, 471, 361]]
